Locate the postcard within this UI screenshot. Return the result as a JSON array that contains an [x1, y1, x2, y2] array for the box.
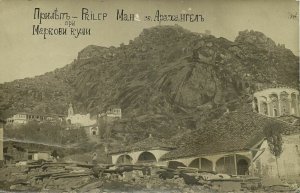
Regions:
[[0, 0, 299, 192]]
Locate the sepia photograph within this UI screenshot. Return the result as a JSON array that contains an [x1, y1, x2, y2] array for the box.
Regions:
[[0, 0, 299, 192]]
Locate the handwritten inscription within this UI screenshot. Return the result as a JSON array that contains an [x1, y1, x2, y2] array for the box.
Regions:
[[32, 8, 205, 39], [82, 8, 108, 20], [117, 9, 135, 21]]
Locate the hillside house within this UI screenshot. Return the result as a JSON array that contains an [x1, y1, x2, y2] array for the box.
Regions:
[[6, 112, 61, 125], [3, 140, 57, 164], [27, 150, 51, 161], [106, 107, 122, 119], [4, 142, 29, 163]]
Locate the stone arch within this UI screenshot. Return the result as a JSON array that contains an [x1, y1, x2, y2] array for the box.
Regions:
[[216, 156, 235, 175], [91, 127, 98, 136], [261, 101, 268, 115], [280, 91, 290, 115], [237, 159, 249, 175], [188, 158, 199, 168], [236, 154, 250, 175], [188, 158, 213, 171], [137, 151, 157, 164], [168, 161, 186, 169], [259, 96, 268, 115], [116, 154, 133, 165], [215, 154, 250, 175], [291, 93, 297, 115], [270, 93, 279, 117]]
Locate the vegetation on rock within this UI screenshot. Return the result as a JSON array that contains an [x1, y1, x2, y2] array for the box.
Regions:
[[0, 25, 298, 143]]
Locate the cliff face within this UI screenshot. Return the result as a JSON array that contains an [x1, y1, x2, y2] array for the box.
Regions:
[[0, 25, 298, 137]]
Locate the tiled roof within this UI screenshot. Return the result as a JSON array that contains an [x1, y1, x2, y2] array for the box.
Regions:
[[109, 136, 175, 154], [275, 115, 300, 126], [161, 111, 300, 160], [255, 84, 298, 92]]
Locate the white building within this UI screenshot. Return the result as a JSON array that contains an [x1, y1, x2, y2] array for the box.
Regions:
[[66, 103, 96, 127], [253, 87, 299, 117], [253, 133, 300, 181], [106, 107, 122, 119], [6, 112, 57, 124]]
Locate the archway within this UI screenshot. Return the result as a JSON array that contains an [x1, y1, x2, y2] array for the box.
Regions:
[[137, 152, 157, 164], [116, 154, 133, 165], [216, 156, 235, 175], [261, 102, 268, 115], [188, 158, 213, 171], [91, 127, 98, 136], [291, 93, 297, 115], [270, 94, 279, 117], [237, 159, 249, 175], [168, 161, 186, 169], [189, 158, 200, 168], [280, 91, 290, 115]]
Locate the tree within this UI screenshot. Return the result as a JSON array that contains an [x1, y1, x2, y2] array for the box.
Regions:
[[263, 121, 283, 178]]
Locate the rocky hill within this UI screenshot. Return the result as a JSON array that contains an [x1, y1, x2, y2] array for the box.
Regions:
[[0, 25, 298, 140]]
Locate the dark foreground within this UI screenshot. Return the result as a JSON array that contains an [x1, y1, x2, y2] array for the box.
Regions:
[[0, 161, 298, 193]]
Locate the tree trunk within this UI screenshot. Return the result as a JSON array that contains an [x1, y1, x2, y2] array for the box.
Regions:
[[275, 157, 280, 178]]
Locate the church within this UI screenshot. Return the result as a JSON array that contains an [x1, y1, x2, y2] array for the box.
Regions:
[[109, 86, 300, 182], [66, 103, 99, 137]]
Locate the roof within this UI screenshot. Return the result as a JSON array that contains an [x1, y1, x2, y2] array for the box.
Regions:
[[4, 139, 66, 149], [161, 111, 300, 160], [275, 115, 300, 126], [12, 112, 65, 118], [109, 135, 175, 155], [255, 84, 298, 92]]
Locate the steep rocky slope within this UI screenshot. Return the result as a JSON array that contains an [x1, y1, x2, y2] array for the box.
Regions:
[[0, 25, 298, 139]]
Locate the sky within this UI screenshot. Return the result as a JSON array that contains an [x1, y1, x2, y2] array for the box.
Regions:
[[0, 0, 299, 83]]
